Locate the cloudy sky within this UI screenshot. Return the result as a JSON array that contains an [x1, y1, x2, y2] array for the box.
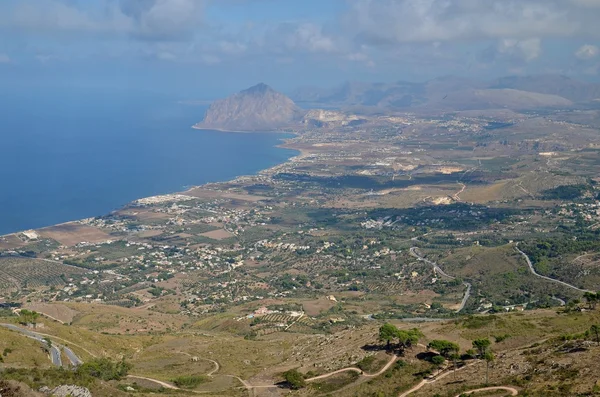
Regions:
[[1, 0, 599, 97]]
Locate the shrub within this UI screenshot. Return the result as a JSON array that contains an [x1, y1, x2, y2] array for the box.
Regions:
[[356, 355, 376, 371], [431, 356, 445, 366], [171, 375, 207, 389], [283, 369, 306, 389], [76, 358, 132, 381], [494, 334, 511, 343]]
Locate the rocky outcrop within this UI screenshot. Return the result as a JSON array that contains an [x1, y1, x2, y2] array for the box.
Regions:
[[194, 83, 305, 132], [39, 385, 92, 397]]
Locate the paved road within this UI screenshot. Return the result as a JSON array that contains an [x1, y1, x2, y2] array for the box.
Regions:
[[409, 247, 472, 312], [515, 246, 592, 293], [0, 323, 84, 367], [64, 346, 83, 366], [0, 323, 62, 366]]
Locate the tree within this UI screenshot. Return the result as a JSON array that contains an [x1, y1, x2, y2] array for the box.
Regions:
[[18, 310, 40, 327], [591, 324, 600, 345], [431, 355, 445, 368], [472, 338, 491, 358], [396, 328, 423, 352], [465, 349, 477, 359], [428, 340, 459, 358], [428, 339, 460, 377], [584, 292, 599, 310], [379, 323, 398, 351], [483, 351, 495, 385], [449, 352, 461, 380], [77, 358, 132, 381], [283, 369, 306, 390]]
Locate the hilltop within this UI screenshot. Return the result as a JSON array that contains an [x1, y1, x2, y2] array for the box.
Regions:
[[292, 74, 599, 110], [193, 83, 305, 132]]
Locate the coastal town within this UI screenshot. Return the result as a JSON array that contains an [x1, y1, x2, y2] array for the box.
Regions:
[[2, 84, 600, 396]]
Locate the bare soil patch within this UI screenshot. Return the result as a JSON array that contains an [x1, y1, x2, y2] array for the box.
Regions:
[[24, 303, 79, 324], [136, 230, 163, 238], [303, 297, 338, 317], [200, 229, 234, 240], [124, 210, 170, 221], [185, 187, 269, 202], [0, 234, 27, 250], [38, 223, 111, 246]]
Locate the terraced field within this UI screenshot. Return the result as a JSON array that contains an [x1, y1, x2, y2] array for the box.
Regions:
[[0, 257, 87, 294]]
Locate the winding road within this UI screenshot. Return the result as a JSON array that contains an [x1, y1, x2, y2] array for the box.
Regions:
[[399, 360, 481, 397], [409, 247, 472, 312], [515, 246, 592, 293], [306, 353, 398, 382], [0, 323, 68, 366], [453, 183, 467, 201]]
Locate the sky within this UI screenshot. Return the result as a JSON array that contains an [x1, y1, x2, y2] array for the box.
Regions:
[[1, 0, 600, 98]]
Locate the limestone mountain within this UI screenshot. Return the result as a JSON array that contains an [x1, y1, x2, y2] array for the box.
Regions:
[[194, 83, 305, 131]]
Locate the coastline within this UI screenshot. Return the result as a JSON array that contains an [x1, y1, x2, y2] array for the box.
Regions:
[[191, 124, 298, 134], [0, 132, 301, 239]]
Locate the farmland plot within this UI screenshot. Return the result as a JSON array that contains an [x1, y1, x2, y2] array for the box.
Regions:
[[0, 257, 87, 293]]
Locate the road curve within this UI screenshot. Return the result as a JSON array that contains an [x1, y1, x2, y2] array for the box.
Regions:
[[64, 346, 83, 366], [453, 386, 518, 396], [0, 323, 62, 366], [409, 247, 472, 312], [126, 375, 179, 390], [306, 354, 398, 382], [399, 360, 480, 397], [175, 351, 220, 377], [515, 246, 592, 293]]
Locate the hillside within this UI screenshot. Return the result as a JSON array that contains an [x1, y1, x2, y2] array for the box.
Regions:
[[490, 75, 600, 102], [293, 74, 597, 110], [194, 83, 305, 132]]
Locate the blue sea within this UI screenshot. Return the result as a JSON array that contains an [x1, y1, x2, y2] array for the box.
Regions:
[[0, 88, 297, 235]]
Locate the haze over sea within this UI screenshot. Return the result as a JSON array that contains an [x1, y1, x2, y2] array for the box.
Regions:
[[0, 88, 297, 236]]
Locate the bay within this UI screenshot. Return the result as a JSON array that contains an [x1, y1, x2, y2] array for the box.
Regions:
[[0, 89, 297, 235]]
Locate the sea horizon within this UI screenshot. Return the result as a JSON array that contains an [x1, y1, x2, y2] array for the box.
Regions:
[[0, 89, 298, 236]]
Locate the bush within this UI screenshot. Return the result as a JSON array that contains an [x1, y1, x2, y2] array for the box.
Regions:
[[76, 358, 132, 381], [542, 184, 590, 200], [431, 356, 445, 366], [356, 356, 376, 371], [494, 334, 511, 343], [283, 369, 306, 389], [171, 375, 207, 389]]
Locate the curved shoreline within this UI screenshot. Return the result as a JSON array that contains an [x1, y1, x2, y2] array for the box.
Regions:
[[0, 131, 300, 238]]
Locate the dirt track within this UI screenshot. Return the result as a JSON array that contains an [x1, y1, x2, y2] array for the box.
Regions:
[[306, 353, 398, 382], [453, 386, 518, 396]]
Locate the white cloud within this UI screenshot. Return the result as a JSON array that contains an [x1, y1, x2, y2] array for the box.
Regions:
[[498, 38, 542, 62], [268, 22, 337, 53], [5, 0, 131, 34], [0, 53, 10, 63], [576, 44, 599, 60], [1, 0, 204, 40], [344, 0, 600, 44], [571, 0, 600, 7], [118, 0, 205, 40], [218, 41, 247, 55]]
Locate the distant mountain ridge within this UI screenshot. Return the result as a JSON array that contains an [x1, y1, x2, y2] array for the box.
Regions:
[[292, 75, 600, 110], [194, 83, 304, 132]]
